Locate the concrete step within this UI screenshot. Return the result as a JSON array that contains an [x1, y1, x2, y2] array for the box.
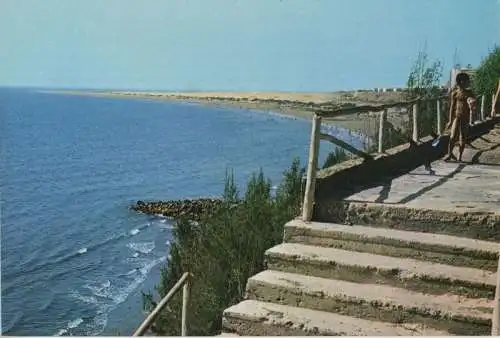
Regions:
[[222, 299, 450, 336], [314, 200, 500, 241], [246, 270, 492, 335], [265, 243, 496, 298], [284, 219, 500, 271]]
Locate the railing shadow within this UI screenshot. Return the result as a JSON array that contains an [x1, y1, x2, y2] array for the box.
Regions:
[[396, 163, 466, 204], [343, 125, 499, 205]]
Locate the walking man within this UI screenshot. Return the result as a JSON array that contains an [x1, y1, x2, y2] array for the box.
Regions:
[[444, 73, 477, 162]]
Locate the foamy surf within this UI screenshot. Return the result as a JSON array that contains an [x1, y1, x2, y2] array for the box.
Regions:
[[125, 268, 139, 276], [112, 256, 166, 304], [54, 328, 68, 336], [67, 317, 83, 329], [157, 221, 173, 230], [127, 241, 155, 254], [54, 317, 84, 336], [54, 311, 107, 336], [87, 312, 108, 336], [69, 290, 99, 305], [84, 280, 112, 299], [153, 213, 171, 219], [67, 255, 167, 335], [129, 228, 140, 236]]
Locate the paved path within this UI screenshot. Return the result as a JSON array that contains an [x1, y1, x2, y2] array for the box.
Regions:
[[345, 122, 500, 215], [219, 122, 500, 337]]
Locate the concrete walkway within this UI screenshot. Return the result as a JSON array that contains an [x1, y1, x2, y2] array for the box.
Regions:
[[219, 121, 500, 336], [345, 122, 500, 215]]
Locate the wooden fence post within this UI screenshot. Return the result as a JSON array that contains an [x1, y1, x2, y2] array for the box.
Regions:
[[481, 95, 486, 121], [412, 101, 419, 142], [493, 94, 497, 118], [378, 109, 387, 153], [181, 274, 191, 336], [492, 253, 500, 336], [441, 99, 449, 132], [302, 114, 322, 222], [470, 101, 474, 125], [436, 99, 442, 135]]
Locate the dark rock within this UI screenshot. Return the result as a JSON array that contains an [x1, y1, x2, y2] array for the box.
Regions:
[[131, 198, 228, 222]]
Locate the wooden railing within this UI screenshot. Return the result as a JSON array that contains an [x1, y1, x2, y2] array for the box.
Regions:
[[302, 92, 497, 334], [301, 92, 495, 222], [133, 272, 192, 336], [493, 254, 500, 336]]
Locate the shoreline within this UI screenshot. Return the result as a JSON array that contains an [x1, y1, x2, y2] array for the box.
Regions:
[[47, 90, 411, 138]]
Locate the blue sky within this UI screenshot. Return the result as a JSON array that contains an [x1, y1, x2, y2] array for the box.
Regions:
[[1, 0, 498, 91]]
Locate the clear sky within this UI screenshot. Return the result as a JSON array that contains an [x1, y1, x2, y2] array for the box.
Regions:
[[1, 0, 499, 91]]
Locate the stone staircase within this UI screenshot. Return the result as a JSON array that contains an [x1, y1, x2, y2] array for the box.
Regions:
[[220, 218, 500, 336]]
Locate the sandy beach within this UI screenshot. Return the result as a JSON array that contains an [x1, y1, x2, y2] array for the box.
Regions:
[[55, 90, 412, 138]]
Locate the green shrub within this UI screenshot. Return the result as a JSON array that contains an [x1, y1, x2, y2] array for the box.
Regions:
[[474, 46, 500, 114], [406, 49, 443, 137], [322, 147, 350, 168], [406, 49, 443, 100], [474, 46, 500, 96]]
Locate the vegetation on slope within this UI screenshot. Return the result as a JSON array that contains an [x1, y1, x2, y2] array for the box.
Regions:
[[141, 161, 305, 336]]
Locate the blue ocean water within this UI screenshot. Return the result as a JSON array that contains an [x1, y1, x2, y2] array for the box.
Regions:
[[0, 89, 366, 336]]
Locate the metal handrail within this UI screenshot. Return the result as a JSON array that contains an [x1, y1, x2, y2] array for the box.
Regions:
[[133, 272, 192, 336]]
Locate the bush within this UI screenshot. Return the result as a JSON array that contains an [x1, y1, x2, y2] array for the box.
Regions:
[[406, 49, 443, 100], [406, 49, 443, 137], [474, 46, 500, 95], [474, 46, 500, 113], [141, 159, 305, 336], [322, 147, 349, 168]]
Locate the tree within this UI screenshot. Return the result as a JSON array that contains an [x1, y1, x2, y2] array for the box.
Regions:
[[406, 48, 443, 137], [474, 46, 500, 114], [406, 48, 443, 100]]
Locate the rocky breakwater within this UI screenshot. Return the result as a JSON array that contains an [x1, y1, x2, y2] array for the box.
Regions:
[[132, 198, 224, 222]]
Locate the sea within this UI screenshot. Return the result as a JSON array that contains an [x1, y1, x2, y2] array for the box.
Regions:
[[0, 88, 367, 336]]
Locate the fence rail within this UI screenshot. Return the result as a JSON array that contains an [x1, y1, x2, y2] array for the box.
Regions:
[[301, 90, 498, 335], [133, 272, 192, 336], [301, 92, 494, 223], [307, 95, 448, 117]]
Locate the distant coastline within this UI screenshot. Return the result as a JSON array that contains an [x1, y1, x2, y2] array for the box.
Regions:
[[48, 89, 410, 138]]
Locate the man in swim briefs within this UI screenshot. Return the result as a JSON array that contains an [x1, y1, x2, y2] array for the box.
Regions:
[[444, 73, 476, 162]]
